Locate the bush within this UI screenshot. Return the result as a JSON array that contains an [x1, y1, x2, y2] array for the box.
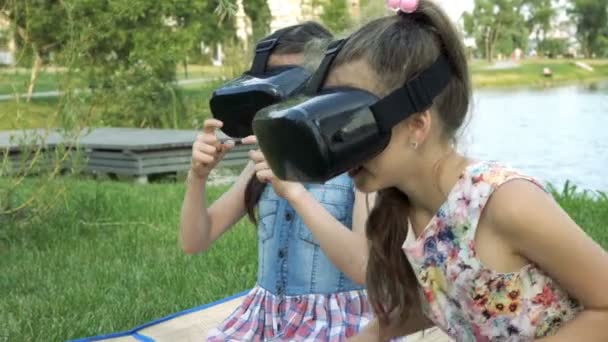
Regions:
[[539, 38, 569, 58]]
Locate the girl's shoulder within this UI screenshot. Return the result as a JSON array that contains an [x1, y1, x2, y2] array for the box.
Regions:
[[305, 172, 354, 191], [466, 160, 547, 193]]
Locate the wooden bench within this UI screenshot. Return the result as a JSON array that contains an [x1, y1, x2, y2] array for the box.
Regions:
[[0, 128, 254, 182]]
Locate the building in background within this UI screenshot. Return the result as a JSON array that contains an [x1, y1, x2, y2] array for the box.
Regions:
[[0, 15, 16, 66]]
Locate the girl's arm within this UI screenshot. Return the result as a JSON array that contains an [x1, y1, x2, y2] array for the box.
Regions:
[[180, 161, 255, 254], [249, 144, 371, 284], [284, 187, 373, 284], [181, 119, 257, 254], [486, 180, 608, 341]]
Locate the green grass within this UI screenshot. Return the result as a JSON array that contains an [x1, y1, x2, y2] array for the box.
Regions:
[[0, 177, 606, 342], [0, 81, 222, 131], [0, 59, 607, 130], [2, 59, 607, 95], [0, 69, 64, 95], [0, 178, 257, 342], [471, 58, 608, 88], [0, 98, 61, 130], [175, 64, 230, 80], [0, 65, 225, 95], [548, 181, 608, 248]]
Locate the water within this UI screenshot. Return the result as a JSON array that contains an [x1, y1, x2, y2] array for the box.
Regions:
[[460, 83, 608, 192]]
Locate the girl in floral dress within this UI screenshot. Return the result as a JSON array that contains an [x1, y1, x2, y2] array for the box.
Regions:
[[262, 1, 608, 341]]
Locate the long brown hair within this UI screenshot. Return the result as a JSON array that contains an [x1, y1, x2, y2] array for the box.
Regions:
[[333, 1, 472, 334], [244, 22, 333, 223]]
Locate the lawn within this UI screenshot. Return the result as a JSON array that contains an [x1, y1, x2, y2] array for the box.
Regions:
[[2, 59, 608, 131], [0, 65, 227, 96], [0, 68, 66, 95], [471, 58, 608, 88], [0, 178, 258, 342], [0, 82, 222, 131], [0, 177, 606, 342], [0, 98, 60, 130]]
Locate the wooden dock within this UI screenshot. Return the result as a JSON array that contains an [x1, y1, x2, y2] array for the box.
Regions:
[[0, 128, 253, 182]]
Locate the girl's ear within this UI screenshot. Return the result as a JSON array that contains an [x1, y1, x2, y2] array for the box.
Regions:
[[406, 110, 432, 146]]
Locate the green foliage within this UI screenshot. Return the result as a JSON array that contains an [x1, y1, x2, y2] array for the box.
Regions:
[[0, 0, 69, 95], [0, 0, 67, 60], [524, 0, 556, 40], [464, 0, 531, 62], [0, 27, 9, 47], [359, 0, 387, 21], [538, 38, 569, 57], [1, 0, 239, 127], [243, 0, 272, 42], [464, 0, 568, 61], [569, 0, 608, 57], [196, 0, 237, 50], [57, 0, 235, 128], [320, 0, 352, 34]]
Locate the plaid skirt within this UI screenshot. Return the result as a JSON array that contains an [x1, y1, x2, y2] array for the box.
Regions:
[[206, 284, 373, 341]]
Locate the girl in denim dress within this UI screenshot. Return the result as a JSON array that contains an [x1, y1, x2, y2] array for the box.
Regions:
[[180, 22, 373, 342]]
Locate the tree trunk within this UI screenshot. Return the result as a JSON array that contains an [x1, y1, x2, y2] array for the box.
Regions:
[[486, 30, 496, 63], [485, 30, 492, 63], [489, 28, 501, 63], [182, 59, 189, 79], [27, 52, 43, 103]]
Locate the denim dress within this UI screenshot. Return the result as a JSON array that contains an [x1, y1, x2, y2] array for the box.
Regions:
[[207, 173, 373, 341]]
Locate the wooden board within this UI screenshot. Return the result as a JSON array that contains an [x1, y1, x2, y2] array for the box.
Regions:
[[1, 128, 254, 178]]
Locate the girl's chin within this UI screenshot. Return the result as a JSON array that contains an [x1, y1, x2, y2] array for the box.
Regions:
[[347, 165, 364, 178], [350, 168, 379, 193]]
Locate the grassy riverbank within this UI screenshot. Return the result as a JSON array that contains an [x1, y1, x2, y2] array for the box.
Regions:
[[1, 59, 607, 130], [0, 178, 606, 341], [471, 58, 608, 88]]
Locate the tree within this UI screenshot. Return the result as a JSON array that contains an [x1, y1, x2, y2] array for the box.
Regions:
[[359, 0, 387, 20], [539, 37, 568, 57], [320, 0, 352, 34], [464, 0, 562, 62], [569, 0, 608, 58], [243, 0, 271, 43], [175, 0, 236, 73], [464, 0, 529, 62], [524, 0, 557, 54], [61, 0, 236, 128], [0, 0, 240, 127], [0, 0, 67, 101]]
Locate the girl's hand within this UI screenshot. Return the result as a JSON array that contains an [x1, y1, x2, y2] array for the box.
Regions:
[[248, 140, 305, 201], [190, 119, 235, 180]]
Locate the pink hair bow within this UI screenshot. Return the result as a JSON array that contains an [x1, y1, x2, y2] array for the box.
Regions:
[[386, 0, 419, 13]]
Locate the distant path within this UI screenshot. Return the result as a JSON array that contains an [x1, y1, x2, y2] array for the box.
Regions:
[[0, 77, 214, 101], [483, 61, 521, 70]]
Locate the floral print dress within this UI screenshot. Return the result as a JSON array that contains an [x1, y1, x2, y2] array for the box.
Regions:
[[402, 161, 582, 341]]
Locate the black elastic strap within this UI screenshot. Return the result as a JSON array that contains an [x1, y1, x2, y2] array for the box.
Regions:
[[249, 28, 288, 75], [371, 54, 452, 132], [305, 39, 348, 96]]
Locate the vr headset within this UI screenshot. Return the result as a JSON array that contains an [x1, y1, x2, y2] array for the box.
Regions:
[[209, 29, 312, 138], [252, 39, 453, 183]]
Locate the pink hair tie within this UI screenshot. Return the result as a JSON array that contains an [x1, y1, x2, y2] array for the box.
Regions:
[[386, 0, 419, 13]]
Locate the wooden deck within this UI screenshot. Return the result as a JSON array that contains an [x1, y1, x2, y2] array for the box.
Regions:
[[0, 128, 253, 182]]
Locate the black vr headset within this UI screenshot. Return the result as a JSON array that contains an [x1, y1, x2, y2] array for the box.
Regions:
[[252, 38, 453, 183], [209, 29, 312, 138]]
